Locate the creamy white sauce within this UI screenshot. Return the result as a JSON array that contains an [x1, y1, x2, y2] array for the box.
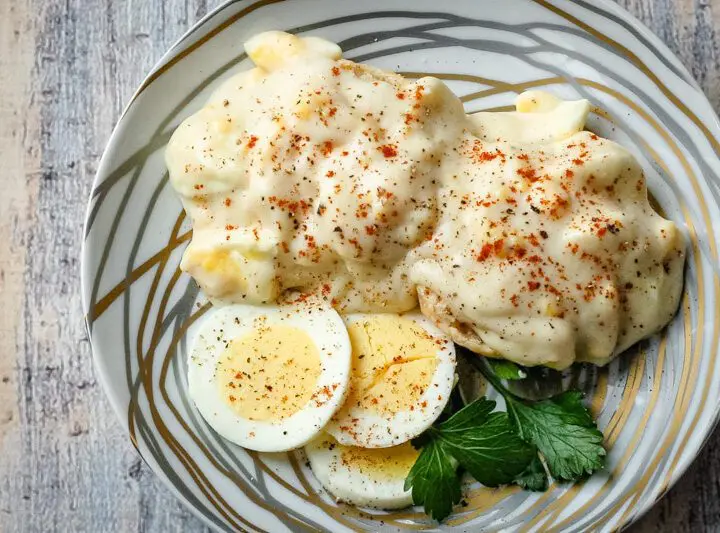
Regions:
[[166, 31, 685, 369]]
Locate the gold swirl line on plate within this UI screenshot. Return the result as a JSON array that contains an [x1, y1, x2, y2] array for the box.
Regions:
[[547, 333, 669, 532], [589, 254, 703, 529], [395, 485, 521, 527], [606, 350, 646, 448], [475, 105, 516, 113], [130, 0, 286, 105], [446, 486, 520, 526], [659, 264, 720, 487], [399, 71, 517, 92], [590, 325, 697, 529], [579, 83, 713, 527], [591, 105, 717, 507], [248, 451, 310, 498], [460, 76, 567, 103], [246, 451, 346, 520], [519, 349, 646, 532], [89, 228, 192, 323], [659, 339, 720, 489], [128, 210, 187, 444], [532, 0, 720, 162], [143, 303, 270, 533], [612, 333, 676, 528], [589, 367, 609, 417]]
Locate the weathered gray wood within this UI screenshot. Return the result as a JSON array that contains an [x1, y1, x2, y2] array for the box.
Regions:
[[0, 1, 213, 531], [0, 0, 718, 531]]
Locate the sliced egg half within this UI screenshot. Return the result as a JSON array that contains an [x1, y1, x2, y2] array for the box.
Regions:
[[325, 313, 456, 448], [305, 435, 418, 509], [188, 303, 351, 452]]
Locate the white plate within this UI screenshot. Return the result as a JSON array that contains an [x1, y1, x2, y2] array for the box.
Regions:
[[81, 0, 720, 531]]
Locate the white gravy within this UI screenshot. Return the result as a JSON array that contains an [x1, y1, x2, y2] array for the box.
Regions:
[[166, 31, 685, 368]]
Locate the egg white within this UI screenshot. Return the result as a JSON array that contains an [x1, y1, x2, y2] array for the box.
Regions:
[[325, 312, 456, 448], [188, 302, 351, 452], [305, 435, 415, 509]]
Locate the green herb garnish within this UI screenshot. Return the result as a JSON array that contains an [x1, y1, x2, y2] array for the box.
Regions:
[[404, 353, 606, 521], [514, 454, 549, 491], [405, 398, 535, 521], [403, 435, 461, 522], [486, 359, 527, 380], [478, 361, 606, 481]]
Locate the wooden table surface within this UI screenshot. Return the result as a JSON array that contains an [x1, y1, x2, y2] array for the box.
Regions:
[[1, 0, 719, 531]]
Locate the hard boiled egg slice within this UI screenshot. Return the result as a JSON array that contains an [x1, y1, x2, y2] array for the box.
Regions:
[[325, 313, 456, 448], [188, 302, 351, 452], [305, 435, 418, 509]]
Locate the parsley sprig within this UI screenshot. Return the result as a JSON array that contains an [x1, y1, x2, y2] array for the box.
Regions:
[[404, 352, 606, 521], [477, 358, 606, 481], [404, 398, 534, 521]]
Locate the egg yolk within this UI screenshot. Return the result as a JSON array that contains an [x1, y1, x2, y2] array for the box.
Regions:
[[216, 324, 321, 421], [338, 440, 419, 481], [184, 248, 247, 297], [343, 315, 439, 416]]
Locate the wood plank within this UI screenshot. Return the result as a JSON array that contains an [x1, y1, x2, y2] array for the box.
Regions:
[[0, 0, 211, 531], [0, 0, 39, 526]]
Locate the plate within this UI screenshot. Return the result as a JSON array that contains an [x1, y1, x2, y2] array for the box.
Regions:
[[80, 0, 720, 531]]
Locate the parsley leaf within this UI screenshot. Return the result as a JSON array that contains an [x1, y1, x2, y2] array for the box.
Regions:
[[438, 399, 536, 486], [514, 455, 549, 491], [487, 359, 527, 380], [473, 356, 606, 481], [504, 391, 606, 480], [405, 398, 535, 521], [404, 433, 461, 522], [433, 394, 495, 431]]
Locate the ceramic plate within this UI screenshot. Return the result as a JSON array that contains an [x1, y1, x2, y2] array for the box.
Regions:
[[81, 0, 720, 531]]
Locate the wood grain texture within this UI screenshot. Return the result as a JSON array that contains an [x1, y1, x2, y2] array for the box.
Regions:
[[0, 1, 213, 531], [0, 0, 718, 531]]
